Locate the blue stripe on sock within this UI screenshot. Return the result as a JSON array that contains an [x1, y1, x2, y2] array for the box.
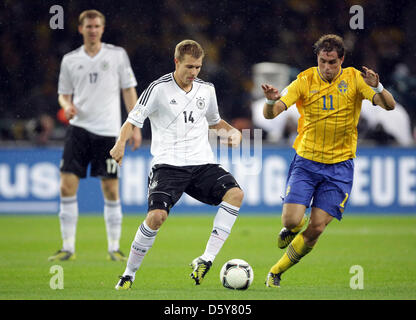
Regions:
[[287, 244, 301, 263]]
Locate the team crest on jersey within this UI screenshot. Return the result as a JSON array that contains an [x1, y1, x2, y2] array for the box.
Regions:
[[100, 60, 110, 71], [196, 97, 205, 109], [338, 80, 348, 93], [134, 106, 145, 118]]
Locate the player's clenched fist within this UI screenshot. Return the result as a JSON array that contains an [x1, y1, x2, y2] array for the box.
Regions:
[[228, 128, 242, 147], [110, 142, 125, 166], [64, 105, 77, 120]]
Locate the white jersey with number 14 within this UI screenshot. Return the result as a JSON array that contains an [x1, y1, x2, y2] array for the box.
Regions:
[[127, 73, 221, 167]]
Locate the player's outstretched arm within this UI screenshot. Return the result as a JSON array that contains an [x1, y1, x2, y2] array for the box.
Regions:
[[261, 84, 286, 119], [361, 66, 395, 110], [209, 119, 242, 147], [110, 121, 134, 166]]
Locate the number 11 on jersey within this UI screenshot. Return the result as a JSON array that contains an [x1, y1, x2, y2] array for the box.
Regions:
[[322, 95, 334, 110]]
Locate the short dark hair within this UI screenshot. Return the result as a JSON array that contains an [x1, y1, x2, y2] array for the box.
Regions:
[[313, 34, 345, 58]]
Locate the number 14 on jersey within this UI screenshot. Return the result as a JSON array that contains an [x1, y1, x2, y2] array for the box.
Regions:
[[183, 111, 195, 123]]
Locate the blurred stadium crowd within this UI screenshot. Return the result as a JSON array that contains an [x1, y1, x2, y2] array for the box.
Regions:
[[1, 0, 415, 146]]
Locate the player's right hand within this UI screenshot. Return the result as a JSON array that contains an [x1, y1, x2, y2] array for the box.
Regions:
[[64, 105, 77, 120], [110, 142, 125, 166], [261, 84, 281, 100]]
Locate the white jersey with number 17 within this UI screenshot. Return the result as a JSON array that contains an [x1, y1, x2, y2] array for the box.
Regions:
[[127, 73, 221, 167], [58, 43, 137, 137]]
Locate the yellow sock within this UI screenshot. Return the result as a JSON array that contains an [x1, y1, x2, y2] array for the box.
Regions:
[[290, 215, 306, 233], [270, 232, 313, 274]]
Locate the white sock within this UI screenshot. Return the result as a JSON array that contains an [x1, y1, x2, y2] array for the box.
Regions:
[[200, 201, 239, 263], [104, 199, 122, 252], [123, 220, 158, 281], [59, 195, 78, 253]]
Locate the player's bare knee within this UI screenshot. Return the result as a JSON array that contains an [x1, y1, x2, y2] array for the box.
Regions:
[[60, 181, 77, 197], [146, 210, 167, 229], [282, 203, 306, 230], [281, 212, 303, 230], [223, 187, 244, 207], [282, 216, 299, 230]]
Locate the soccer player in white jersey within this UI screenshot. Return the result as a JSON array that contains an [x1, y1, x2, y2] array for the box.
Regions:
[[48, 10, 142, 262], [111, 40, 244, 289]]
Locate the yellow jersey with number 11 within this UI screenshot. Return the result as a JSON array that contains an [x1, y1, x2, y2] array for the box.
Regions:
[[279, 66, 376, 164]]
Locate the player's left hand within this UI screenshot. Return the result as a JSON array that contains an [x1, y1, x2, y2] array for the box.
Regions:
[[361, 66, 379, 87], [128, 126, 142, 151], [261, 84, 281, 100], [227, 128, 242, 147]]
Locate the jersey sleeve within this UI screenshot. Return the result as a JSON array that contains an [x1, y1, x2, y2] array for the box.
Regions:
[[118, 48, 137, 89], [356, 69, 376, 104], [205, 85, 221, 125], [279, 78, 302, 109], [127, 82, 158, 128], [57, 58, 74, 95]]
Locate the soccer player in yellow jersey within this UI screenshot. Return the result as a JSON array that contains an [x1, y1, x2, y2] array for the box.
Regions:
[[262, 34, 396, 287]]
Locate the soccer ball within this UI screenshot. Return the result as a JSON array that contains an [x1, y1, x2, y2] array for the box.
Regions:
[[220, 259, 253, 290]]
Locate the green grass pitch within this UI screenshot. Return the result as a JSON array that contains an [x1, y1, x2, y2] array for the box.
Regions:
[[0, 214, 415, 300]]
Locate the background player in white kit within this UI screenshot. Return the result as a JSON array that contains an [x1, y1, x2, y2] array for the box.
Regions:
[[48, 10, 142, 262], [111, 40, 244, 289]]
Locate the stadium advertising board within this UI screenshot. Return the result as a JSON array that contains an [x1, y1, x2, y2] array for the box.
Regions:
[[0, 146, 415, 214]]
